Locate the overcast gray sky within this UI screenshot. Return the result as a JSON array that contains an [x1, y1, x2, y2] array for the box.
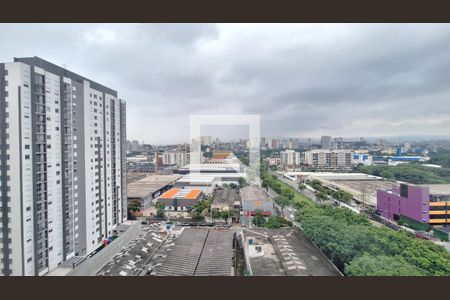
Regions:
[[1, 24, 450, 144]]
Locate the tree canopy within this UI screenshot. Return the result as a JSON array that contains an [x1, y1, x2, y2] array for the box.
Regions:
[[260, 168, 450, 276], [354, 163, 450, 184]]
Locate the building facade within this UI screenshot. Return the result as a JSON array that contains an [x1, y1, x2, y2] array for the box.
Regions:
[[241, 185, 274, 222], [304, 149, 352, 170], [280, 149, 300, 166], [162, 151, 189, 166], [377, 184, 450, 229], [320, 136, 332, 149], [157, 188, 202, 211], [0, 57, 126, 276]]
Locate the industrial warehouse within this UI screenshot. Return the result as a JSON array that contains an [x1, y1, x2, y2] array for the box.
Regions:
[[95, 224, 236, 276], [127, 174, 182, 210]]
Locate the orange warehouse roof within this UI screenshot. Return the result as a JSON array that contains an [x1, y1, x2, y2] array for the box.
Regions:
[[183, 189, 201, 200], [159, 188, 181, 199], [213, 153, 231, 159]]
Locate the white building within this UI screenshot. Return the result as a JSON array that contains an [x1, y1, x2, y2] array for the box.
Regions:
[[304, 149, 353, 169], [0, 56, 126, 276], [199, 135, 212, 146], [352, 152, 373, 166], [162, 151, 189, 166], [280, 149, 301, 166]]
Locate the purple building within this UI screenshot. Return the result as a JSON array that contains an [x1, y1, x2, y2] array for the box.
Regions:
[[377, 183, 450, 229]]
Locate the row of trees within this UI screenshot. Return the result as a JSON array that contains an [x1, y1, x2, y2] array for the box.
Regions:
[[262, 175, 295, 200], [252, 211, 293, 228], [354, 163, 450, 184], [309, 179, 353, 203], [295, 194, 450, 275], [428, 147, 450, 168], [211, 209, 234, 220], [260, 169, 450, 276]]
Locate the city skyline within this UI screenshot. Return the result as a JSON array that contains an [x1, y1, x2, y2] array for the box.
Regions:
[[1, 24, 450, 144]]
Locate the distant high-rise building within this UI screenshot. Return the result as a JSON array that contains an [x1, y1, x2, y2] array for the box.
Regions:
[[261, 137, 266, 148], [333, 137, 344, 150], [320, 136, 332, 149], [280, 150, 301, 166], [404, 142, 411, 152], [200, 136, 212, 146], [271, 139, 280, 149], [126, 140, 132, 152], [304, 149, 352, 169], [0, 57, 126, 276], [131, 140, 139, 152], [162, 151, 189, 166]]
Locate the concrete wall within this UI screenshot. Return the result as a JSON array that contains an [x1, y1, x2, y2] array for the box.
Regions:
[[66, 222, 141, 276]]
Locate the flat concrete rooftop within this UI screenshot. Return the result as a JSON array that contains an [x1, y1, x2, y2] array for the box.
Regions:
[[242, 185, 269, 202], [418, 184, 450, 195], [212, 187, 239, 207], [243, 228, 341, 276]]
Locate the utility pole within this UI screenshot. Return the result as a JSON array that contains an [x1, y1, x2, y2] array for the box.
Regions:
[[154, 150, 159, 174], [360, 182, 367, 215]]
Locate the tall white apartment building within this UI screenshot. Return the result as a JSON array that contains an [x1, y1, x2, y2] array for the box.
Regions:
[[162, 151, 189, 166], [199, 136, 212, 146], [0, 57, 126, 276], [280, 149, 300, 166], [304, 149, 352, 169]]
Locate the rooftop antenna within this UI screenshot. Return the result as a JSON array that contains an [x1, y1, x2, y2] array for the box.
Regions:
[[63, 64, 67, 76]]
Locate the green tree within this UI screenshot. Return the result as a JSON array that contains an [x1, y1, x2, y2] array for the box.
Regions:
[[128, 199, 142, 212], [345, 253, 427, 276], [379, 170, 394, 179], [281, 187, 295, 200], [310, 180, 323, 191], [155, 201, 165, 219], [274, 195, 290, 210], [264, 216, 293, 228], [298, 184, 306, 191], [238, 177, 247, 188], [315, 191, 328, 201], [156, 209, 165, 218], [333, 190, 353, 203], [252, 211, 266, 227]]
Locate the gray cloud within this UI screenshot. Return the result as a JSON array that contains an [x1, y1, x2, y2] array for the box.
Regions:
[[1, 23, 450, 144]]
